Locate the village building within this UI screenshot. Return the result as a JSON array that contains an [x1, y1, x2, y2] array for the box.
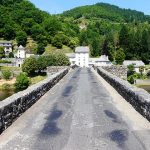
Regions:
[[0, 41, 13, 56], [89, 55, 112, 67], [2, 45, 35, 67], [66, 46, 112, 67], [123, 60, 145, 73]]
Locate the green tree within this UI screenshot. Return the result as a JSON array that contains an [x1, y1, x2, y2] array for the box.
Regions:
[[69, 37, 79, 49], [91, 38, 100, 57], [115, 48, 125, 65], [22, 57, 37, 76], [101, 38, 109, 55], [37, 43, 45, 55], [16, 31, 27, 46], [0, 46, 5, 58], [9, 52, 14, 58], [37, 56, 47, 72], [54, 53, 70, 66], [119, 25, 130, 49], [43, 17, 62, 36], [52, 35, 63, 49], [15, 72, 30, 90], [3, 24, 16, 40]]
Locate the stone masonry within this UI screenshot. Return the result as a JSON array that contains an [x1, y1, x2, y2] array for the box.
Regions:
[[102, 65, 127, 79], [97, 67, 150, 121], [0, 68, 69, 134]]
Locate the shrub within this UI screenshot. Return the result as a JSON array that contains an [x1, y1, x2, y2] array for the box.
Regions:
[[1, 69, 11, 80], [127, 75, 134, 84], [22, 57, 38, 76], [15, 73, 30, 90], [127, 64, 135, 76], [1, 83, 10, 91]]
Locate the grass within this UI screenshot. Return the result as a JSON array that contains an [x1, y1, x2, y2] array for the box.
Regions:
[[0, 66, 21, 71], [30, 75, 47, 85], [44, 44, 73, 55]]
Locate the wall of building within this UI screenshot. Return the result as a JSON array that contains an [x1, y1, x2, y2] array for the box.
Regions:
[[0, 68, 69, 134], [97, 67, 150, 121], [75, 53, 89, 67], [102, 66, 127, 79]]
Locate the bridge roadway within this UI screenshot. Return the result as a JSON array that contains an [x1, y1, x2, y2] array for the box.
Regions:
[[0, 68, 150, 150]]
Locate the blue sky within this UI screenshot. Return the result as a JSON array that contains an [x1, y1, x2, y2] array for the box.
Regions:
[[29, 0, 150, 15]]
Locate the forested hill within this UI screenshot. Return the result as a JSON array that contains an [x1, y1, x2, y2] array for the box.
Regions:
[[0, 0, 79, 54], [1, 1, 150, 64], [63, 3, 150, 23]]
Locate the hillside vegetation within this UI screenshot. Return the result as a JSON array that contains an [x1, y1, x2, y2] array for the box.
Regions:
[[0, 0, 79, 54], [63, 3, 150, 23], [1, 1, 150, 63]]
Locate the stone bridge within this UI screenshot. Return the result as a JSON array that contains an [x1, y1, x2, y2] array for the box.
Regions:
[[0, 67, 150, 150]]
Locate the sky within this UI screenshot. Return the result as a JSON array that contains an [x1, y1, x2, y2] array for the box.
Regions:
[[29, 0, 150, 15]]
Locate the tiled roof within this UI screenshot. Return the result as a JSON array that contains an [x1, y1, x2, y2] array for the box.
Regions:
[[75, 46, 89, 53], [123, 60, 145, 67]]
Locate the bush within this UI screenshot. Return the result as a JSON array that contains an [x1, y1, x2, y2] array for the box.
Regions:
[[127, 75, 134, 84], [1, 83, 11, 91], [127, 64, 135, 76], [15, 73, 30, 90], [22, 57, 38, 76], [1, 69, 11, 80]]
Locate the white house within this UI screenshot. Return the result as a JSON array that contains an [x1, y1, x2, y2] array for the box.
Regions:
[[0, 41, 12, 56], [75, 46, 89, 67], [66, 46, 112, 68], [123, 60, 145, 73], [14, 45, 35, 67]]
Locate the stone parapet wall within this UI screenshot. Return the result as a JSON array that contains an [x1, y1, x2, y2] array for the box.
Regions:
[[97, 67, 150, 121], [0, 68, 69, 134], [47, 66, 69, 76], [102, 66, 127, 79]]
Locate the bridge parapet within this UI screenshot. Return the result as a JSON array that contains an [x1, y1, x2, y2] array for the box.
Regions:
[[97, 67, 150, 121], [0, 68, 69, 134], [102, 65, 127, 80]]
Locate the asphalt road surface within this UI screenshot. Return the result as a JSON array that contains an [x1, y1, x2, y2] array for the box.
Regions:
[[0, 68, 150, 150]]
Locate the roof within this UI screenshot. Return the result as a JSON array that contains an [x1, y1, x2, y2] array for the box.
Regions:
[[0, 41, 12, 44], [123, 60, 145, 67], [89, 55, 110, 62], [66, 53, 75, 58], [18, 45, 25, 50], [75, 46, 89, 53]]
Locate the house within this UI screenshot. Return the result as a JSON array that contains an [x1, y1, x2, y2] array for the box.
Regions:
[[123, 60, 145, 73], [14, 45, 35, 67], [75, 46, 89, 67], [0, 41, 12, 56], [89, 55, 112, 67], [66, 46, 112, 68]]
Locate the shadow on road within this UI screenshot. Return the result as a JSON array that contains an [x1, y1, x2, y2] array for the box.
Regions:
[[41, 105, 62, 136], [109, 129, 128, 148]]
